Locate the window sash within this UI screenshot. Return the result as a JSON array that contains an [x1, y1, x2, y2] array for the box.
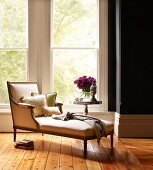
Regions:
[[0, 48, 28, 105], [51, 0, 101, 108], [0, 0, 28, 107], [50, 0, 98, 49]]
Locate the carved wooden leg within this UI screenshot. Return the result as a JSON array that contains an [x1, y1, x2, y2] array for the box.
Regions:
[[84, 140, 87, 158], [110, 133, 113, 148], [14, 128, 16, 142], [84, 105, 88, 115]]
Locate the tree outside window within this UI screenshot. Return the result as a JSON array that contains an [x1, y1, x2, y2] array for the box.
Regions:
[[0, 0, 27, 103], [52, 0, 98, 104]]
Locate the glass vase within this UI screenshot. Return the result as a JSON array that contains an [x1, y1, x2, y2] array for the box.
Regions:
[[80, 91, 91, 102]]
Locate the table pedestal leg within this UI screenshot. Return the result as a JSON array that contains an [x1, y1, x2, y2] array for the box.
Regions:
[[84, 104, 88, 115]]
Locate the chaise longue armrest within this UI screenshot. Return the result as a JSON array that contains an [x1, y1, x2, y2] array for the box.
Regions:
[[55, 102, 63, 113], [10, 97, 34, 109], [18, 102, 35, 109], [10, 97, 38, 129]]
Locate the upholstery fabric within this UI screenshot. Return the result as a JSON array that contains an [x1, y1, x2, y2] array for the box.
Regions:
[[35, 117, 114, 138], [11, 101, 37, 129], [35, 117, 95, 137], [51, 112, 108, 143], [101, 120, 114, 135], [22, 95, 46, 117], [43, 106, 60, 116], [31, 92, 57, 107], [10, 83, 38, 102]]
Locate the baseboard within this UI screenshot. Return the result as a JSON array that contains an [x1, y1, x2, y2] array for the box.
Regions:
[[114, 112, 153, 137], [0, 111, 13, 132]]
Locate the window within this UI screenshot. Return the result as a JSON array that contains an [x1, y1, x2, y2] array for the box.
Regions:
[[0, 0, 108, 111], [51, 0, 108, 110], [0, 0, 28, 104], [51, 0, 100, 104]]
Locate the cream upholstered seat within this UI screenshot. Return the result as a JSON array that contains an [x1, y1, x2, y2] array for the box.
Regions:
[[7, 81, 114, 158], [36, 117, 113, 138]]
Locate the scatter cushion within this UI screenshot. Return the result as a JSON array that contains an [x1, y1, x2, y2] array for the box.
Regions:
[[31, 92, 39, 96], [43, 106, 60, 117], [20, 96, 24, 102], [46, 92, 57, 107], [31, 92, 57, 107], [22, 95, 47, 117]]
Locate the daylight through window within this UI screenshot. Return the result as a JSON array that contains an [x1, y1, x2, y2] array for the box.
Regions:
[[0, 0, 28, 104], [51, 0, 98, 104]]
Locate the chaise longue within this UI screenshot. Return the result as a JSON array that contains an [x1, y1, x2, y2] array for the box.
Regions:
[[7, 81, 114, 158]]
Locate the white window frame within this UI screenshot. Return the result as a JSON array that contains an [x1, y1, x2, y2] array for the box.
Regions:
[[0, 0, 28, 109], [50, 0, 108, 112]]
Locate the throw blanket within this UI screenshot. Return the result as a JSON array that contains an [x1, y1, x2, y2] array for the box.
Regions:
[[52, 112, 107, 143]]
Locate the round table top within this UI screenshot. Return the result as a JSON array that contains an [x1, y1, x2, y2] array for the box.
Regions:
[[73, 101, 102, 105]]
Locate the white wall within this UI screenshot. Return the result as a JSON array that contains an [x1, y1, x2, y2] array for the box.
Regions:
[[0, 111, 13, 132]]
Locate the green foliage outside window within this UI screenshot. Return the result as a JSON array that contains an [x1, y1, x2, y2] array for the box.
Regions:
[[0, 51, 26, 103], [52, 0, 97, 104], [0, 0, 27, 104]]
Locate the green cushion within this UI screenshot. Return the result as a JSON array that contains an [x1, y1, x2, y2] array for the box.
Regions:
[[46, 92, 57, 106], [43, 106, 60, 116]]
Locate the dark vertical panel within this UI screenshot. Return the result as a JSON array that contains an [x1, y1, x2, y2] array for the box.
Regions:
[[108, 0, 116, 111], [119, 0, 153, 114]]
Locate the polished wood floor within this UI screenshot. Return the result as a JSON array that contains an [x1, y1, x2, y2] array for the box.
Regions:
[[0, 133, 152, 170]]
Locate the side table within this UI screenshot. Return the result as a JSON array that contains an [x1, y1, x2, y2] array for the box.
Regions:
[[73, 101, 102, 115]]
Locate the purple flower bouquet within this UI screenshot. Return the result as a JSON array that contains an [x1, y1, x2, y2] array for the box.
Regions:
[[74, 76, 96, 100]]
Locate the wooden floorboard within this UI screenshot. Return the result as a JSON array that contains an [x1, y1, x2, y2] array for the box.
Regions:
[[60, 137, 73, 170], [17, 133, 42, 170], [72, 139, 87, 170], [2, 133, 27, 170], [120, 138, 153, 169], [0, 133, 152, 170], [31, 134, 51, 170]]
